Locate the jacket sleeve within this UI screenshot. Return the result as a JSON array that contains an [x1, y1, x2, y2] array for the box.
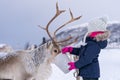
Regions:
[[74, 44, 100, 69], [70, 47, 81, 56]]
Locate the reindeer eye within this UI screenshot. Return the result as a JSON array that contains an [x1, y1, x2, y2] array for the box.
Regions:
[[54, 49, 58, 53], [51, 46, 59, 54]]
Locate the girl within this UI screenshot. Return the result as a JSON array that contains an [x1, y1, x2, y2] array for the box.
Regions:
[[61, 16, 110, 80]]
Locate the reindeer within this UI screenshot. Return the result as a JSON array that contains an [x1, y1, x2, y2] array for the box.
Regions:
[[0, 2, 81, 80]]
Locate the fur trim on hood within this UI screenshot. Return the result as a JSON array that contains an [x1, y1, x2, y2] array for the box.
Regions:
[[94, 30, 111, 41]]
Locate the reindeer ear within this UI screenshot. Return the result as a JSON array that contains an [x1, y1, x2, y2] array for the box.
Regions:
[[46, 42, 52, 50]]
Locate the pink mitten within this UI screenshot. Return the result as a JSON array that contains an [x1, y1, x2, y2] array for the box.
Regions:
[[68, 62, 76, 70], [61, 47, 73, 54]]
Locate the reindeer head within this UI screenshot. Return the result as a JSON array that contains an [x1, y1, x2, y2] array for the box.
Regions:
[[38, 2, 81, 62]]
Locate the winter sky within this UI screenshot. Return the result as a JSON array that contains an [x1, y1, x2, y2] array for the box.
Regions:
[[0, 0, 120, 49]]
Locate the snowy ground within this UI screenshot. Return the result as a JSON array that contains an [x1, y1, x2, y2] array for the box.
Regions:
[[49, 49, 120, 80]]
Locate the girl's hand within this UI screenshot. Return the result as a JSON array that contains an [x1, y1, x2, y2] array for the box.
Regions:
[[61, 47, 73, 54], [68, 62, 76, 70]]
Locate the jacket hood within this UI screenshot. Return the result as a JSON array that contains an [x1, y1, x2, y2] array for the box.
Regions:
[[86, 37, 108, 49], [94, 30, 110, 41]]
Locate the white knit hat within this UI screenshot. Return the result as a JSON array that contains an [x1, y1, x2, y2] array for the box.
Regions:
[[83, 16, 108, 42], [87, 16, 108, 33]]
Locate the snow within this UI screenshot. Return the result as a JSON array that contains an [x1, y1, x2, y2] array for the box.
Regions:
[[0, 44, 6, 48], [0, 52, 9, 59], [108, 21, 120, 25], [49, 49, 120, 80], [0, 52, 16, 60], [100, 49, 120, 80], [68, 23, 88, 29]]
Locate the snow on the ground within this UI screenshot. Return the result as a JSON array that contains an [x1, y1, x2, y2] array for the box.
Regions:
[[49, 49, 120, 80], [100, 49, 120, 80]]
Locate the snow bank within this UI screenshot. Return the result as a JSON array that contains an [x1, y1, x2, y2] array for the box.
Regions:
[[99, 49, 120, 80]]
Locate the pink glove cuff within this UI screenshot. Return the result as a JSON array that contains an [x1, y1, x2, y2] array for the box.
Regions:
[[68, 62, 76, 70]]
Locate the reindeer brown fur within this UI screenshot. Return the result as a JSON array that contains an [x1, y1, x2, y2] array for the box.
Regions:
[[0, 50, 33, 80]]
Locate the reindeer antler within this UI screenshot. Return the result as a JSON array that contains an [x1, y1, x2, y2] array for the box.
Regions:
[[54, 9, 82, 43], [54, 9, 82, 35], [38, 2, 65, 45], [38, 2, 81, 53]]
